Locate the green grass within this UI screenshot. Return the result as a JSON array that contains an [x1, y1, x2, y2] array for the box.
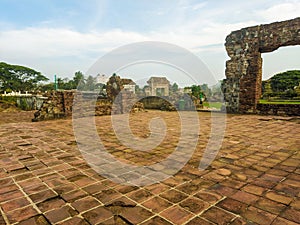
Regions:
[[0, 96, 17, 104], [203, 102, 223, 109], [259, 99, 300, 104]]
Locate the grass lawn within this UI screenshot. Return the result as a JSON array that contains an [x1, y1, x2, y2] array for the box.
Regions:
[[259, 99, 300, 104], [203, 102, 223, 109]]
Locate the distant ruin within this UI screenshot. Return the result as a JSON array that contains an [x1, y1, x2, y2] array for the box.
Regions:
[[32, 75, 144, 121], [223, 17, 300, 114]]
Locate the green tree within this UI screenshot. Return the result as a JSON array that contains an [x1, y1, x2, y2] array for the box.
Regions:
[[84, 75, 96, 91], [270, 70, 300, 93], [190, 85, 203, 98], [262, 70, 300, 98], [200, 83, 211, 98], [171, 82, 179, 93], [38, 82, 54, 92], [73, 71, 85, 89], [262, 80, 273, 99], [0, 62, 48, 92], [135, 84, 142, 95], [57, 78, 64, 90], [295, 83, 300, 96]]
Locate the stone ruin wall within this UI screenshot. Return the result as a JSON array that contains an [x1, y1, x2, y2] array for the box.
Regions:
[[223, 17, 300, 113], [33, 75, 144, 122], [32, 90, 144, 122], [256, 104, 300, 116], [32, 91, 75, 121]]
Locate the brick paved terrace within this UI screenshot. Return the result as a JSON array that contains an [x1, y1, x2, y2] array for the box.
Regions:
[[0, 110, 299, 225]]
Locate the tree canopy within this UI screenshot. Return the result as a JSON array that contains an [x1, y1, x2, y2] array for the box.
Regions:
[[0, 62, 48, 92], [190, 85, 203, 98], [269, 70, 300, 92], [45, 71, 87, 91], [262, 70, 300, 98]]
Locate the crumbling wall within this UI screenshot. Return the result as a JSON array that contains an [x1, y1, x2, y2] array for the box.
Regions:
[[33, 75, 144, 121], [32, 91, 72, 121], [256, 104, 300, 116], [112, 90, 144, 114], [106, 75, 124, 102], [223, 17, 300, 113]]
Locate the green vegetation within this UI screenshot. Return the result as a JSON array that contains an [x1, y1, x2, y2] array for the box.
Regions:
[[262, 70, 300, 99], [189, 85, 204, 99], [0, 95, 17, 103], [47, 71, 86, 91], [259, 99, 300, 104], [38, 71, 102, 92], [0, 62, 98, 93], [170, 82, 179, 93], [199, 83, 212, 98], [203, 102, 223, 109], [0, 62, 48, 92]]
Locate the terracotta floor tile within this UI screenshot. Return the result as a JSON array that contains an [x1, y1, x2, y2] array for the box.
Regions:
[[0, 111, 299, 224], [159, 189, 188, 204], [140, 216, 172, 225], [142, 196, 172, 213], [179, 196, 210, 214], [120, 206, 154, 224], [241, 206, 277, 225], [185, 217, 215, 225], [217, 197, 248, 214], [160, 205, 193, 225], [281, 207, 300, 224], [82, 206, 113, 224], [201, 206, 236, 225]]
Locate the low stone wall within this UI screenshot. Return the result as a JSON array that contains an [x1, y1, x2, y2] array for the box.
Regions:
[[256, 104, 300, 116], [139, 95, 195, 111], [0, 95, 46, 111], [139, 96, 174, 110], [16, 96, 46, 110], [32, 91, 75, 121], [32, 90, 144, 122], [112, 91, 144, 114]]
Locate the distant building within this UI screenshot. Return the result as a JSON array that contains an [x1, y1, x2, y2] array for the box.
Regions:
[[144, 86, 151, 96], [183, 87, 192, 94], [96, 74, 109, 84], [122, 78, 136, 94], [146, 77, 170, 96], [178, 88, 185, 94]]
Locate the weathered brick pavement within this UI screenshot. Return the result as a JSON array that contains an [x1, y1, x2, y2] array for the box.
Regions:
[[0, 111, 299, 225]]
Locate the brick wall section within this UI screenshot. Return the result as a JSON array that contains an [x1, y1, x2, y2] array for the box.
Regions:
[[33, 90, 144, 121], [112, 90, 144, 114], [33, 91, 69, 121], [223, 17, 300, 113], [257, 104, 300, 116]]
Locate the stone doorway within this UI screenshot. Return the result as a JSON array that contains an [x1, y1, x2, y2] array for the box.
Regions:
[[223, 17, 300, 113]]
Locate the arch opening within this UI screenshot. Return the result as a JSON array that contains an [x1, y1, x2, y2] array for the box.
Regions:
[[223, 17, 300, 115], [260, 46, 300, 105]]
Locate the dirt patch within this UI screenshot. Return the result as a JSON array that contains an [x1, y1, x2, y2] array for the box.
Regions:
[[0, 101, 36, 124], [0, 101, 20, 112], [0, 110, 35, 125]]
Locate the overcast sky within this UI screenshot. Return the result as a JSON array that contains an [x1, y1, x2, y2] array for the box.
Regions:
[[0, 0, 299, 86]]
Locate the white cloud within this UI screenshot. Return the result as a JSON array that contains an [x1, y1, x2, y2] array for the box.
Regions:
[[0, 27, 149, 58], [0, 1, 299, 81], [0, 16, 274, 81], [192, 2, 207, 10], [0, 21, 242, 62], [0, 24, 233, 81], [257, 1, 300, 22]]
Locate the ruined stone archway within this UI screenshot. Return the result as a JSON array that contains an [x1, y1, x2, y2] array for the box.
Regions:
[[223, 17, 300, 113]]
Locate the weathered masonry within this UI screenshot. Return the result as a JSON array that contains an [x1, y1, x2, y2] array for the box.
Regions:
[[223, 17, 300, 113]]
